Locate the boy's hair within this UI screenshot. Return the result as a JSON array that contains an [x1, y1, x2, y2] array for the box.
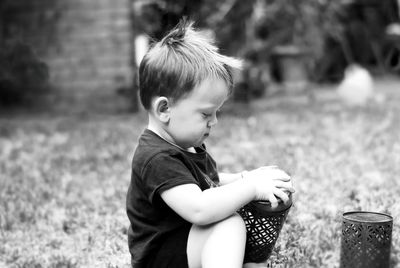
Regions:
[[139, 19, 242, 110]]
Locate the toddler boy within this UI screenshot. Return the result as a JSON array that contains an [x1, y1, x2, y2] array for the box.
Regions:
[[126, 20, 294, 268]]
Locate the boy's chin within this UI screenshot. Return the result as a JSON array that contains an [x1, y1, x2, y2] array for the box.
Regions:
[[189, 140, 204, 149], [198, 135, 209, 145], [181, 136, 208, 149]]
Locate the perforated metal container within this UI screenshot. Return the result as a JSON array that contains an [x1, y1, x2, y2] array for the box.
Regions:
[[238, 193, 292, 263], [340, 211, 393, 268]]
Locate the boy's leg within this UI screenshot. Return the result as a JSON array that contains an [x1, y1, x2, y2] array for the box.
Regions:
[[186, 213, 246, 268]]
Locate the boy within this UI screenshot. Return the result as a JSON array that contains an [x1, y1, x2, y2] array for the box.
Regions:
[[126, 20, 294, 268]]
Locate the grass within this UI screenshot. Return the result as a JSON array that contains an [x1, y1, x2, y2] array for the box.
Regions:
[[1, 79, 399, 267]]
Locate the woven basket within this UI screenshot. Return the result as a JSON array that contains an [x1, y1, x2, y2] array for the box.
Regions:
[[238, 194, 292, 263]]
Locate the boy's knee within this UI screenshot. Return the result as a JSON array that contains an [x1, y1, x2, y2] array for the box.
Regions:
[[230, 213, 246, 227], [218, 213, 246, 234]]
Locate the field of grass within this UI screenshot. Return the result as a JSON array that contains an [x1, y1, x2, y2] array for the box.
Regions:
[[1, 80, 399, 267]]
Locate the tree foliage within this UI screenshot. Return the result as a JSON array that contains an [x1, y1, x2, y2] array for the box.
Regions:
[[0, 41, 49, 106], [0, 1, 51, 107]]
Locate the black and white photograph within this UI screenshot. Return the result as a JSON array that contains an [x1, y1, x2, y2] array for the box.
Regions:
[[1, 0, 399, 267]]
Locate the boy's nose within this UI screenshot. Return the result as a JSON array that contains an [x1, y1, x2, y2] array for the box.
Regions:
[[207, 115, 218, 127]]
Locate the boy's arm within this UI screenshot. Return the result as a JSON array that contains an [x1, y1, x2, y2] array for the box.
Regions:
[[218, 172, 243, 185], [161, 167, 293, 226], [162, 180, 254, 226]]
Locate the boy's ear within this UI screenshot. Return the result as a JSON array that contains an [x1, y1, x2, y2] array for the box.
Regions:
[[153, 96, 170, 123]]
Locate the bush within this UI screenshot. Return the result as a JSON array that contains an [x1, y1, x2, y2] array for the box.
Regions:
[[0, 41, 49, 106]]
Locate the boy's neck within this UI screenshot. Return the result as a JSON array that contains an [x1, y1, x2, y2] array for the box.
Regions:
[[147, 121, 196, 153]]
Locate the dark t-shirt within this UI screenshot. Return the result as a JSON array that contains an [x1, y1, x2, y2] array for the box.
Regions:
[[126, 129, 219, 267]]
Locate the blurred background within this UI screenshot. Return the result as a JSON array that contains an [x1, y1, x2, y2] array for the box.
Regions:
[[1, 0, 399, 112], [1, 1, 400, 267]]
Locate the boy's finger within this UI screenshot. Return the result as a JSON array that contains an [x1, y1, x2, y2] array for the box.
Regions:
[[272, 169, 290, 177], [268, 194, 278, 208], [273, 188, 290, 203], [271, 170, 291, 181], [275, 181, 295, 192], [274, 176, 291, 182]]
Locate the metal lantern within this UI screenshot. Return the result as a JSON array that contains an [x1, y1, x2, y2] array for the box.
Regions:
[[340, 211, 393, 268], [238, 193, 292, 263]]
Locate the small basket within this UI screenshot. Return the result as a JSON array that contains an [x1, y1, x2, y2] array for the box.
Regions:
[[238, 194, 292, 263]]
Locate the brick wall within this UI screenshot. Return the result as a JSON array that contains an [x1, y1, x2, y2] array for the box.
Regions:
[[4, 0, 133, 106]]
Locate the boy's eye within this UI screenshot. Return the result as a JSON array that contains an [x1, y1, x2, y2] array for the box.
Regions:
[[202, 113, 211, 118]]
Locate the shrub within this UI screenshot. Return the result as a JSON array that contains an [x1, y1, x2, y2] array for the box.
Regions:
[[0, 41, 50, 106]]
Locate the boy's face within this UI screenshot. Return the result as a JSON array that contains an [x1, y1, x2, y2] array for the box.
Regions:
[[167, 77, 229, 149]]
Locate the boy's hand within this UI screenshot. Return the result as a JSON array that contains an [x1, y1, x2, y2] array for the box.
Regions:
[[243, 166, 295, 208]]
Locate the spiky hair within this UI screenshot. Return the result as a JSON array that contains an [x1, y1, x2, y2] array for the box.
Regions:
[[139, 19, 242, 110]]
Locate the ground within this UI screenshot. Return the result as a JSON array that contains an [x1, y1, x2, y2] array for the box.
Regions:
[[0, 76, 399, 267]]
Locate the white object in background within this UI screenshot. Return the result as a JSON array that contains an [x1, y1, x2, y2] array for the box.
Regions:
[[135, 34, 149, 66], [336, 64, 374, 106], [386, 23, 400, 35]]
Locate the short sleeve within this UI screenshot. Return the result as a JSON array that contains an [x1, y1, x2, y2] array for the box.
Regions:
[[141, 153, 199, 204]]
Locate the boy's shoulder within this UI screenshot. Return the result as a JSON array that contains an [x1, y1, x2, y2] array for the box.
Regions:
[[132, 129, 208, 171], [133, 129, 184, 165]]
